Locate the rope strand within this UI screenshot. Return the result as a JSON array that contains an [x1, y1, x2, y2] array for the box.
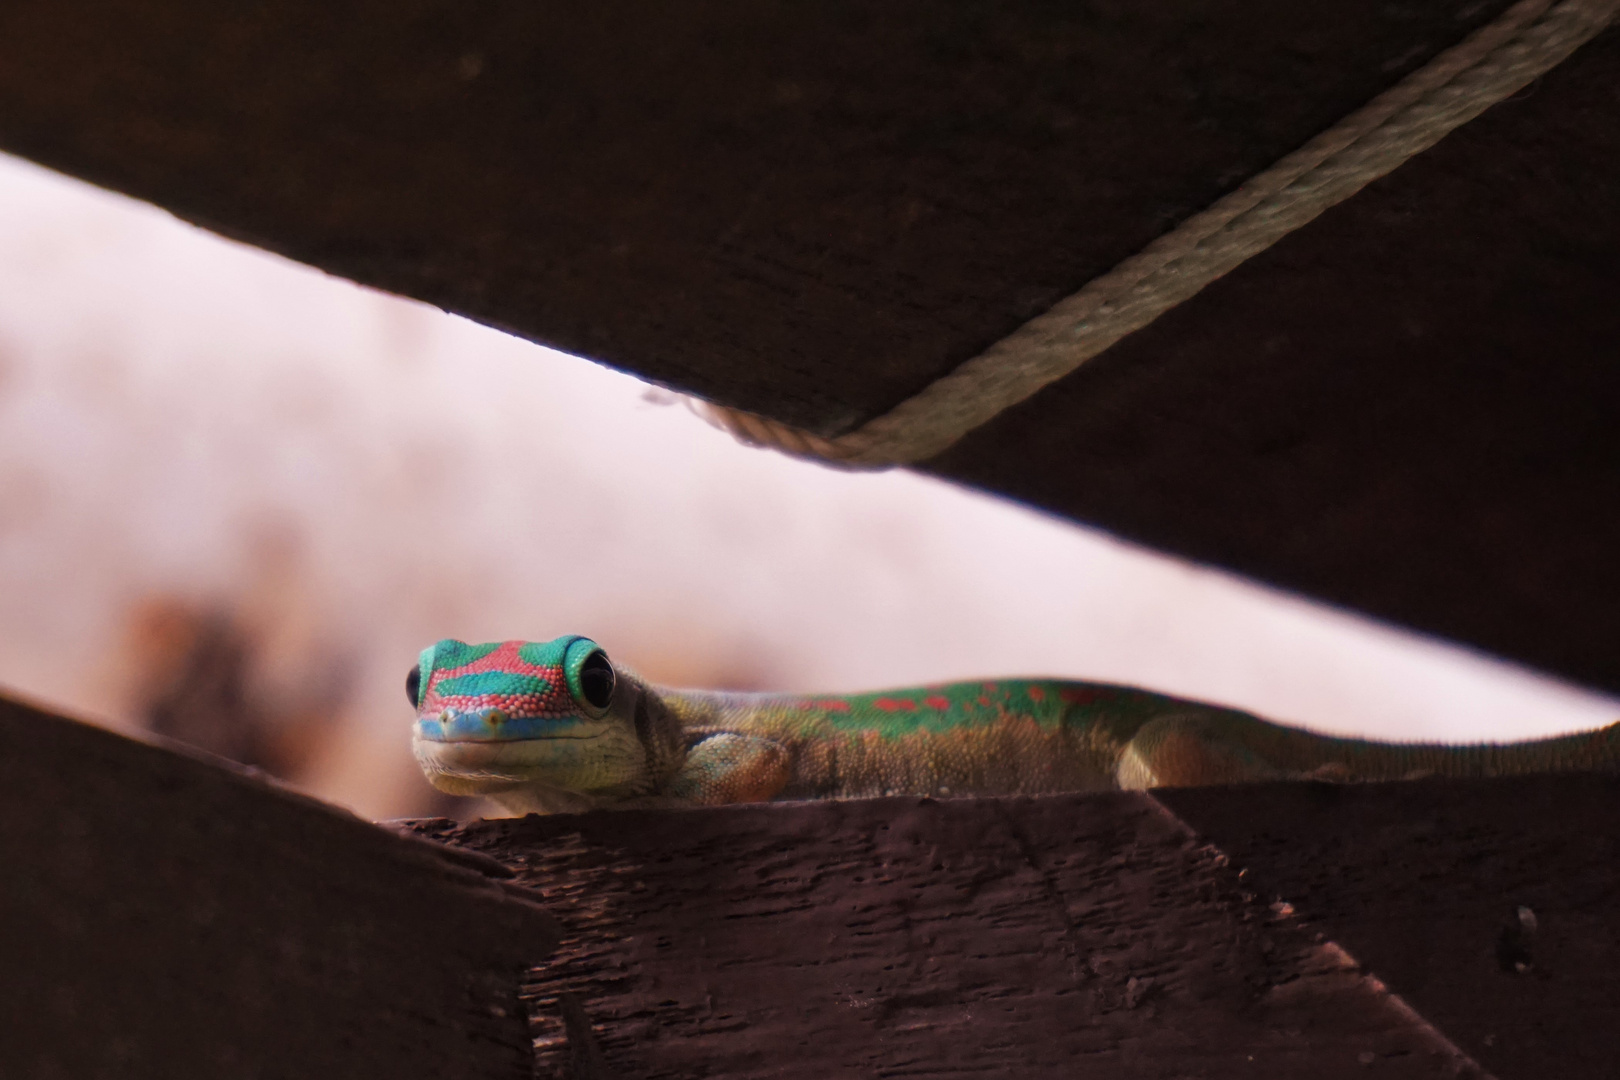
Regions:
[[695, 0, 1619, 468]]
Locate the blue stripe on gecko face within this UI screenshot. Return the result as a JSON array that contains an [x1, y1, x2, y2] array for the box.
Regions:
[[416, 709, 597, 742]]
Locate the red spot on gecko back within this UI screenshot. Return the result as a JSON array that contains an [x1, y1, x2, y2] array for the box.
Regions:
[[923, 695, 950, 710], [1026, 685, 1046, 702], [1060, 687, 1105, 705], [874, 697, 917, 712], [815, 699, 852, 712]]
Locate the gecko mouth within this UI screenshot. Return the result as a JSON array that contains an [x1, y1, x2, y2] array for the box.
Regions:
[[413, 729, 609, 763], [412, 725, 642, 797], [422, 730, 604, 744], [412, 732, 611, 790]]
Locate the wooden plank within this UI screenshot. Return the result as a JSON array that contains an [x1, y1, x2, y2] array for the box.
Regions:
[[12, 671, 1610, 1078], [1, 0, 1616, 690], [0, 693, 558, 1079], [1159, 774, 1620, 1080], [926, 29, 1620, 694], [410, 794, 1484, 1079], [0, 0, 1517, 432]]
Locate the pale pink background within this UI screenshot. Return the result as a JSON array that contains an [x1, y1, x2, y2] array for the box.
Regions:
[[0, 154, 1613, 818]]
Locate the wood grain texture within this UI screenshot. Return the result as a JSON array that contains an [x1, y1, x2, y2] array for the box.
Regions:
[[0, 693, 558, 1080], [1159, 774, 1620, 1080], [1, 0, 1616, 696], [411, 794, 1483, 1079], [925, 28, 1620, 695], [10, 674, 1610, 1078], [0, 0, 1514, 433]]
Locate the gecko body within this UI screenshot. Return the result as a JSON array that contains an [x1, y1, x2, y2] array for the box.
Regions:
[[409, 636, 1620, 814]]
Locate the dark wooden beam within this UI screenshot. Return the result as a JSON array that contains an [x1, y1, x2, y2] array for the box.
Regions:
[[927, 31, 1620, 696], [0, 0, 1615, 693], [410, 784, 1608, 1079], [1158, 774, 1620, 1080], [0, 0, 1522, 430], [9, 681, 1616, 1077], [0, 694, 557, 1079]]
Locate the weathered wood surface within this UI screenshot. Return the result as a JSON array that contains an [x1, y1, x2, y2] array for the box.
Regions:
[[926, 28, 1620, 698], [3, 0, 1618, 695], [409, 793, 1488, 1079], [0, 693, 557, 1080], [7, 680, 1616, 1077], [0, 0, 1520, 432], [1160, 775, 1620, 1080]]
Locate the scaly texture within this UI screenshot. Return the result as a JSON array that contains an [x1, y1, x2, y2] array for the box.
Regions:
[[409, 636, 1620, 815]]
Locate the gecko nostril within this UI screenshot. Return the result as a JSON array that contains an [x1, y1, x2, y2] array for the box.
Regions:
[[440, 710, 453, 725], [487, 710, 508, 725]]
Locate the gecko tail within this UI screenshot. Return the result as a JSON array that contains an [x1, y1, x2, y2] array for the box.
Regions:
[[1119, 715, 1620, 790]]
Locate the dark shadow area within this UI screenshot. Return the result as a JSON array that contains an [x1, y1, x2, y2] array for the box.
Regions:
[[0, 692, 555, 1079], [1157, 774, 1620, 1080]]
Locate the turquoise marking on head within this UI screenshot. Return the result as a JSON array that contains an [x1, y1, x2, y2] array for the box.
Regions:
[[436, 671, 552, 700], [508, 635, 616, 719], [414, 645, 434, 708], [429, 639, 501, 671], [518, 639, 569, 667]]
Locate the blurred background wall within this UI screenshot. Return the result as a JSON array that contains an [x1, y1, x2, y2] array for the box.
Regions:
[[0, 153, 1614, 820]]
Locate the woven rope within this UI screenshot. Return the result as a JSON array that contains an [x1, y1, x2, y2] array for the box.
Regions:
[[697, 0, 1618, 468]]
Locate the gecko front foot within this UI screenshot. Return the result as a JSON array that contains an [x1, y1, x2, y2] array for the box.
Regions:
[[666, 733, 792, 805]]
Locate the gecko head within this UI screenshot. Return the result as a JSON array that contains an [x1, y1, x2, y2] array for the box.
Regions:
[[409, 636, 648, 799]]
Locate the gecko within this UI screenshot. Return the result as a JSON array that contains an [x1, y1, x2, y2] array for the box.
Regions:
[[408, 635, 1620, 815]]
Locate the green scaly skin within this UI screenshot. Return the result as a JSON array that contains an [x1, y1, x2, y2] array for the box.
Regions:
[[408, 635, 1620, 815]]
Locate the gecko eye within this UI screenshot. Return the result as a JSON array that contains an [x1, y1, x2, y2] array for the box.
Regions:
[[578, 650, 615, 709], [406, 664, 422, 708], [576, 650, 612, 709], [562, 636, 616, 716]]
